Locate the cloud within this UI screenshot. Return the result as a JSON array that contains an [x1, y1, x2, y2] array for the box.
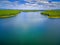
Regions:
[[24, 0, 49, 3], [24, 0, 60, 9], [0, 1, 19, 9], [0, 1, 40, 9], [0, 0, 60, 10]]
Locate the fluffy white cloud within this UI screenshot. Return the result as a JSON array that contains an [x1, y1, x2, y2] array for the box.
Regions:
[[0, 0, 60, 10], [24, 0, 47, 2], [24, 0, 60, 10]]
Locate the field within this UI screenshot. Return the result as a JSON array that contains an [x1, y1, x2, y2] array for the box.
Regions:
[[41, 10, 60, 18]]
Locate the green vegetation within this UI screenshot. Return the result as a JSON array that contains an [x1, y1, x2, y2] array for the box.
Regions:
[[20, 10, 40, 12], [0, 10, 40, 18], [0, 10, 21, 18], [41, 10, 60, 18]]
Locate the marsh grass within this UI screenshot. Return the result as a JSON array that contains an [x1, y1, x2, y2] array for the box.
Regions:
[[0, 10, 40, 18], [0, 10, 21, 18], [41, 10, 60, 18]]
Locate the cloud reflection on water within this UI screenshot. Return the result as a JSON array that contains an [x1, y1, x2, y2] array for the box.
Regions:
[[13, 12, 48, 31]]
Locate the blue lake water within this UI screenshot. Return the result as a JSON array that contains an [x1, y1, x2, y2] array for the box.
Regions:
[[0, 11, 60, 45]]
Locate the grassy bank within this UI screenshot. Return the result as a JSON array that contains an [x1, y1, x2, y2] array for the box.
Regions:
[[0, 10, 40, 18], [21, 10, 40, 12], [0, 10, 21, 18], [41, 10, 60, 18]]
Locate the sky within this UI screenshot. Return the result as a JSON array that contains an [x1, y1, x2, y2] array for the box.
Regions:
[[0, 0, 60, 10]]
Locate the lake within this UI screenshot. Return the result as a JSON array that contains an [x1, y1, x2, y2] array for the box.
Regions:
[[0, 11, 60, 45]]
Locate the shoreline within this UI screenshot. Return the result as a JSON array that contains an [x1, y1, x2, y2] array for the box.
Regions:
[[48, 16, 60, 18]]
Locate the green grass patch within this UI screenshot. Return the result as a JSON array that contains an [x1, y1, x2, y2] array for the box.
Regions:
[[20, 10, 40, 12], [41, 10, 60, 18], [0, 10, 21, 18]]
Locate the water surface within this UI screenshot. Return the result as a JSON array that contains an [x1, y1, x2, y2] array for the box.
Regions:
[[0, 11, 60, 45]]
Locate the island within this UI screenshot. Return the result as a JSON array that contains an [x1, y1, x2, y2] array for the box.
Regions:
[[41, 10, 60, 18]]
